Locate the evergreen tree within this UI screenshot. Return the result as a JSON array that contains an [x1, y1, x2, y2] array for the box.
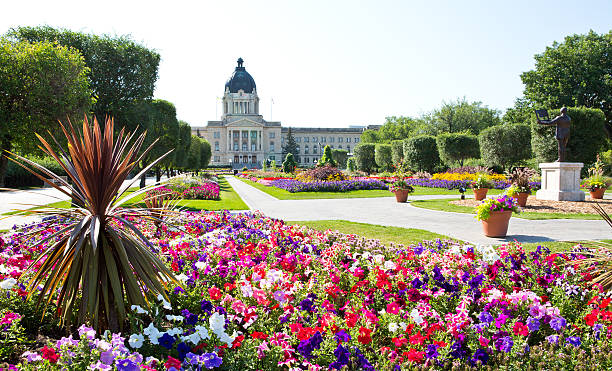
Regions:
[[282, 153, 297, 173], [282, 127, 299, 160], [318, 145, 337, 167]]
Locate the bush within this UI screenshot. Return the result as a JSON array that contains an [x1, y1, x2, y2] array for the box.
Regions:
[[391, 140, 404, 165], [402, 135, 440, 173], [353, 143, 376, 173], [331, 149, 348, 169], [295, 165, 347, 182], [317, 145, 336, 167], [374, 144, 393, 172], [347, 157, 356, 172], [531, 107, 607, 165], [282, 153, 297, 173], [4, 156, 68, 188], [436, 133, 480, 167], [479, 124, 531, 171]]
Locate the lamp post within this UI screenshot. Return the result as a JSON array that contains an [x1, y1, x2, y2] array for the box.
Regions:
[[459, 187, 466, 200]]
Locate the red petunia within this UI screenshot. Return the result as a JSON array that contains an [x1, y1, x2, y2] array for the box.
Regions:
[[387, 302, 400, 314], [41, 346, 59, 364], [358, 326, 372, 344], [251, 331, 268, 340], [208, 287, 222, 300], [513, 321, 529, 336], [405, 348, 424, 363], [165, 356, 181, 370], [346, 312, 360, 328], [392, 337, 408, 348], [585, 310, 599, 327]]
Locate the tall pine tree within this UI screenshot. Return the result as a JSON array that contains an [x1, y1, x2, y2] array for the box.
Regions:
[[282, 127, 299, 161]]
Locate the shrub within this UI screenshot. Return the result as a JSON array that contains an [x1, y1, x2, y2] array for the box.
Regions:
[[531, 107, 607, 165], [331, 149, 348, 169], [295, 165, 347, 182], [374, 144, 393, 172], [282, 153, 297, 173], [353, 143, 376, 173], [402, 135, 440, 173], [347, 157, 356, 172], [436, 132, 480, 166], [4, 156, 67, 188], [317, 145, 336, 167], [391, 140, 404, 165], [479, 124, 531, 171]]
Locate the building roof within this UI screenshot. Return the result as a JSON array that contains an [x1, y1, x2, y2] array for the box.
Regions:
[[225, 58, 256, 94], [281, 127, 365, 133]]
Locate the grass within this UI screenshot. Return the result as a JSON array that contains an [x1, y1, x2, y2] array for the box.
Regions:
[[521, 239, 612, 253], [236, 177, 503, 199], [410, 198, 603, 220], [286, 220, 461, 245]]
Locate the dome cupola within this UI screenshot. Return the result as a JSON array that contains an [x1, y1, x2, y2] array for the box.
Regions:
[[224, 58, 256, 93]]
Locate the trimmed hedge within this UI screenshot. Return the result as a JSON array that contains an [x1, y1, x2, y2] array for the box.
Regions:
[[4, 156, 68, 188], [479, 124, 531, 170], [353, 143, 376, 173], [531, 107, 607, 165], [402, 135, 440, 173], [331, 149, 348, 169], [347, 157, 356, 172], [436, 133, 480, 167], [391, 140, 404, 166], [282, 153, 297, 173], [375, 144, 393, 172]]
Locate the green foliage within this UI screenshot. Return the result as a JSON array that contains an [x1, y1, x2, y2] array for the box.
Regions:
[[402, 135, 440, 173], [4, 156, 68, 188], [147, 100, 179, 170], [436, 132, 480, 166], [470, 173, 494, 189], [353, 143, 376, 173], [318, 145, 336, 167], [200, 139, 212, 169], [531, 107, 607, 165], [391, 140, 404, 166], [331, 149, 348, 169], [185, 135, 202, 171], [347, 157, 356, 172], [423, 97, 501, 135], [360, 129, 380, 143], [282, 153, 297, 173], [521, 30, 612, 130], [503, 97, 534, 125], [375, 144, 393, 171], [8, 26, 160, 124], [479, 124, 531, 170], [474, 195, 520, 221], [174, 121, 192, 169], [282, 127, 299, 159], [0, 37, 91, 186]]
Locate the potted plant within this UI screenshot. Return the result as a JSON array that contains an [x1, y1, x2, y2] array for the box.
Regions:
[[389, 178, 415, 203], [471, 173, 492, 201], [475, 195, 520, 237], [583, 155, 610, 199], [505, 167, 536, 207]]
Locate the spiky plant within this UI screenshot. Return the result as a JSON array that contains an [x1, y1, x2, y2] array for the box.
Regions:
[[7, 117, 180, 330]]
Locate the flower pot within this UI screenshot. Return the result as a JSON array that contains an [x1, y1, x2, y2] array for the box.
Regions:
[[481, 210, 512, 238], [590, 187, 606, 199], [512, 192, 529, 207], [473, 188, 489, 201], [393, 189, 411, 203]]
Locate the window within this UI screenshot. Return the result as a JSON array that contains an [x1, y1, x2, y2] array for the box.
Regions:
[[242, 144, 247, 151], [297, 145, 300, 153], [354, 137, 360, 143], [296, 137, 301, 143], [252, 156, 257, 164], [330, 137, 335, 143], [313, 136, 318, 142], [214, 156, 220, 162], [313, 146, 318, 154], [304, 137, 309, 142], [242, 131, 248, 138], [304, 157, 309, 163], [338, 137, 343, 143], [321, 137, 326, 143], [346, 146, 350, 152], [251, 144, 256, 151], [234, 144, 239, 151], [215, 141, 219, 151], [269, 132, 275, 138], [214, 131, 220, 139], [269, 156, 275, 161], [270, 141, 275, 152], [304, 145, 309, 154]]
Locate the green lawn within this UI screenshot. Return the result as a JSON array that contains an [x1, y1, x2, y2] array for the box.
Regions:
[[286, 220, 461, 245], [236, 177, 501, 199], [410, 198, 603, 220]]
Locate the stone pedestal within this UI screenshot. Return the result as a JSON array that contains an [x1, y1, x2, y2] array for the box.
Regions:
[[536, 162, 585, 201]]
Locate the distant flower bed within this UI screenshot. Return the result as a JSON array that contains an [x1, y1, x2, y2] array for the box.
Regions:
[[405, 178, 540, 191], [270, 179, 388, 193], [432, 172, 507, 182], [147, 177, 220, 200]]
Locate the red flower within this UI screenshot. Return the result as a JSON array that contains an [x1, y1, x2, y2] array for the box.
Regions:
[[346, 312, 360, 328], [392, 337, 408, 348], [585, 310, 599, 327], [358, 326, 372, 344], [165, 356, 181, 370], [406, 348, 424, 363], [251, 331, 268, 340], [208, 287, 222, 300], [387, 302, 400, 314], [232, 335, 245, 348], [601, 298, 611, 309], [41, 346, 59, 364], [513, 321, 529, 336], [409, 331, 425, 346]]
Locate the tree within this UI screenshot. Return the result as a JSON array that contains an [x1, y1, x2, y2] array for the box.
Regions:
[[425, 98, 501, 135], [391, 140, 404, 166], [521, 30, 612, 133], [375, 144, 393, 171], [0, 38, 91, 186], [479, 124, 531, 171], [282, 153, 296, 173], [403, 136, 440, 173], [185, 135, 202, 171], [282, 127, 299, 160], [174, 121, 192, 170], [318, 145, 336, 167], [436, 133, 480, 167], [331, 149, 348, 169], [360, 129, 380, 143], [353, 143, 376, 173], [146, 100, 179, 181], [8, 26, 160, 125], [200, 139, 212, 170]]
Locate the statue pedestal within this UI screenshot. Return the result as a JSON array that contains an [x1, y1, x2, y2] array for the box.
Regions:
[[536, 162, 585, 201]]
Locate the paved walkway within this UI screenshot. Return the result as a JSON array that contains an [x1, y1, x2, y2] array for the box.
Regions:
[[225, 176, 610, 245]]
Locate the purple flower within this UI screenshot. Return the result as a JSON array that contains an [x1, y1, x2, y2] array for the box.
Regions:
[[99, 351, 115, 365], [116, 359, 139, 371], [426, 344, 439, 359], [495, 336, 513, 353], [549, 317, 567, 331], [471, 348, 489, 365], [158, 333, 176, 350], [526, 317, 540, 331], [335, 330, 351, 343], [330, 343, 351, 370], [478, 311, 494, 324], [546, 334, 560, 345], [566, 336, 581, 347], [202, 352, 223, 369], [495, 313, 509, 328]]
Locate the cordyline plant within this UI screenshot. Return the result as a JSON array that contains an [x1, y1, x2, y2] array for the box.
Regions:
[[5, 117, 180, 331]]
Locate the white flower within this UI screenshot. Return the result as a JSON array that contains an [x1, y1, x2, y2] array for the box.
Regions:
[[195, 325, 210, 340], [156, 294, 172, 310], [176, 273, 189, 283], [399, 322, 408, 331], [131, 305, 148, 315], [410, 308, 424, 325], [128, 333, 144, 349], [374, 254, 384, 264], [167, 327, 183, 336], [384, 261, 396, 270], [388, 322, 399, 333], [266, 269, 282, 282], [144, 323, 160, 344], [166, 315, 184, 322], [195, 261, 206, 270], [183, 332, 201, 345], [240, 283, 253, 297], [209, 312, 225, 332], [0, 265, 9, 274], [217, 330, 237, 347], [0, 278, 17, 290], [143, 323, 158, 336]]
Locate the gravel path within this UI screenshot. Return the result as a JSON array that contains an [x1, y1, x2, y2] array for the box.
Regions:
[[225, 176, 611, 245]]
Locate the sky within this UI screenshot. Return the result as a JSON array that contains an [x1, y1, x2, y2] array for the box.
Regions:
[[1, 0, 611, 128]]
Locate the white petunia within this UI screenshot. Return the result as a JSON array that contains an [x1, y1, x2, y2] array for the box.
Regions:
[[0, 278, 17, 290], [195, 325, 210, 340], [195, 261, 206, 270], [166, 315, 184, 322], [209, 312, 225, 332], [374, 254, 384, 264], [166, 327, 183, 336], [388, 322, 399, 333], [176, 273, 189, 283], [128, 333, 144, 349], [399, 322, 408, 331], [384, 261, 396, 270], [183, 332, 201, 345], [410, 308, 424, 325], [131, 305, 148, 315]]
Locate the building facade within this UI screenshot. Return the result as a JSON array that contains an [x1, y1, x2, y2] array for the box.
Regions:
[[192, 58, 376, 168]]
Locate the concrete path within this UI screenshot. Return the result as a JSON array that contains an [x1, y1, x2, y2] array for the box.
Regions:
[[225, 176, 611, 245]]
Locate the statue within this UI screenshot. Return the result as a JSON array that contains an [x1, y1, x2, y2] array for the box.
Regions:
[[537, 107, 571, 162]]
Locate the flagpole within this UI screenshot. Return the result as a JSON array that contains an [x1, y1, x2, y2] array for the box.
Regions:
[[270, 98, 274, 121]]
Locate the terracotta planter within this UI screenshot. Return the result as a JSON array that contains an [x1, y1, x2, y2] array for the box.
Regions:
[[590, 187, 606, 199], [473, 188, 489, 201], [512, 192, 529, 207], [481, 210, 512, 238], [393, 189, 411, 203]]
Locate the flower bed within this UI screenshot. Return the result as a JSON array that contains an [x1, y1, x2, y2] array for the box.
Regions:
[[405, 177, 540, 191], [2, 213, 611, 369], [147, 177, 220, 200], [270, 179, 388, 193]]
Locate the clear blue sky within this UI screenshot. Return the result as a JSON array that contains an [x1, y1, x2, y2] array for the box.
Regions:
[[1, 0, 611, 128]]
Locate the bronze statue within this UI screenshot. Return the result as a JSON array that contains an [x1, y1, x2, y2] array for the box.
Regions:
[[537, 107, 571, 162]]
